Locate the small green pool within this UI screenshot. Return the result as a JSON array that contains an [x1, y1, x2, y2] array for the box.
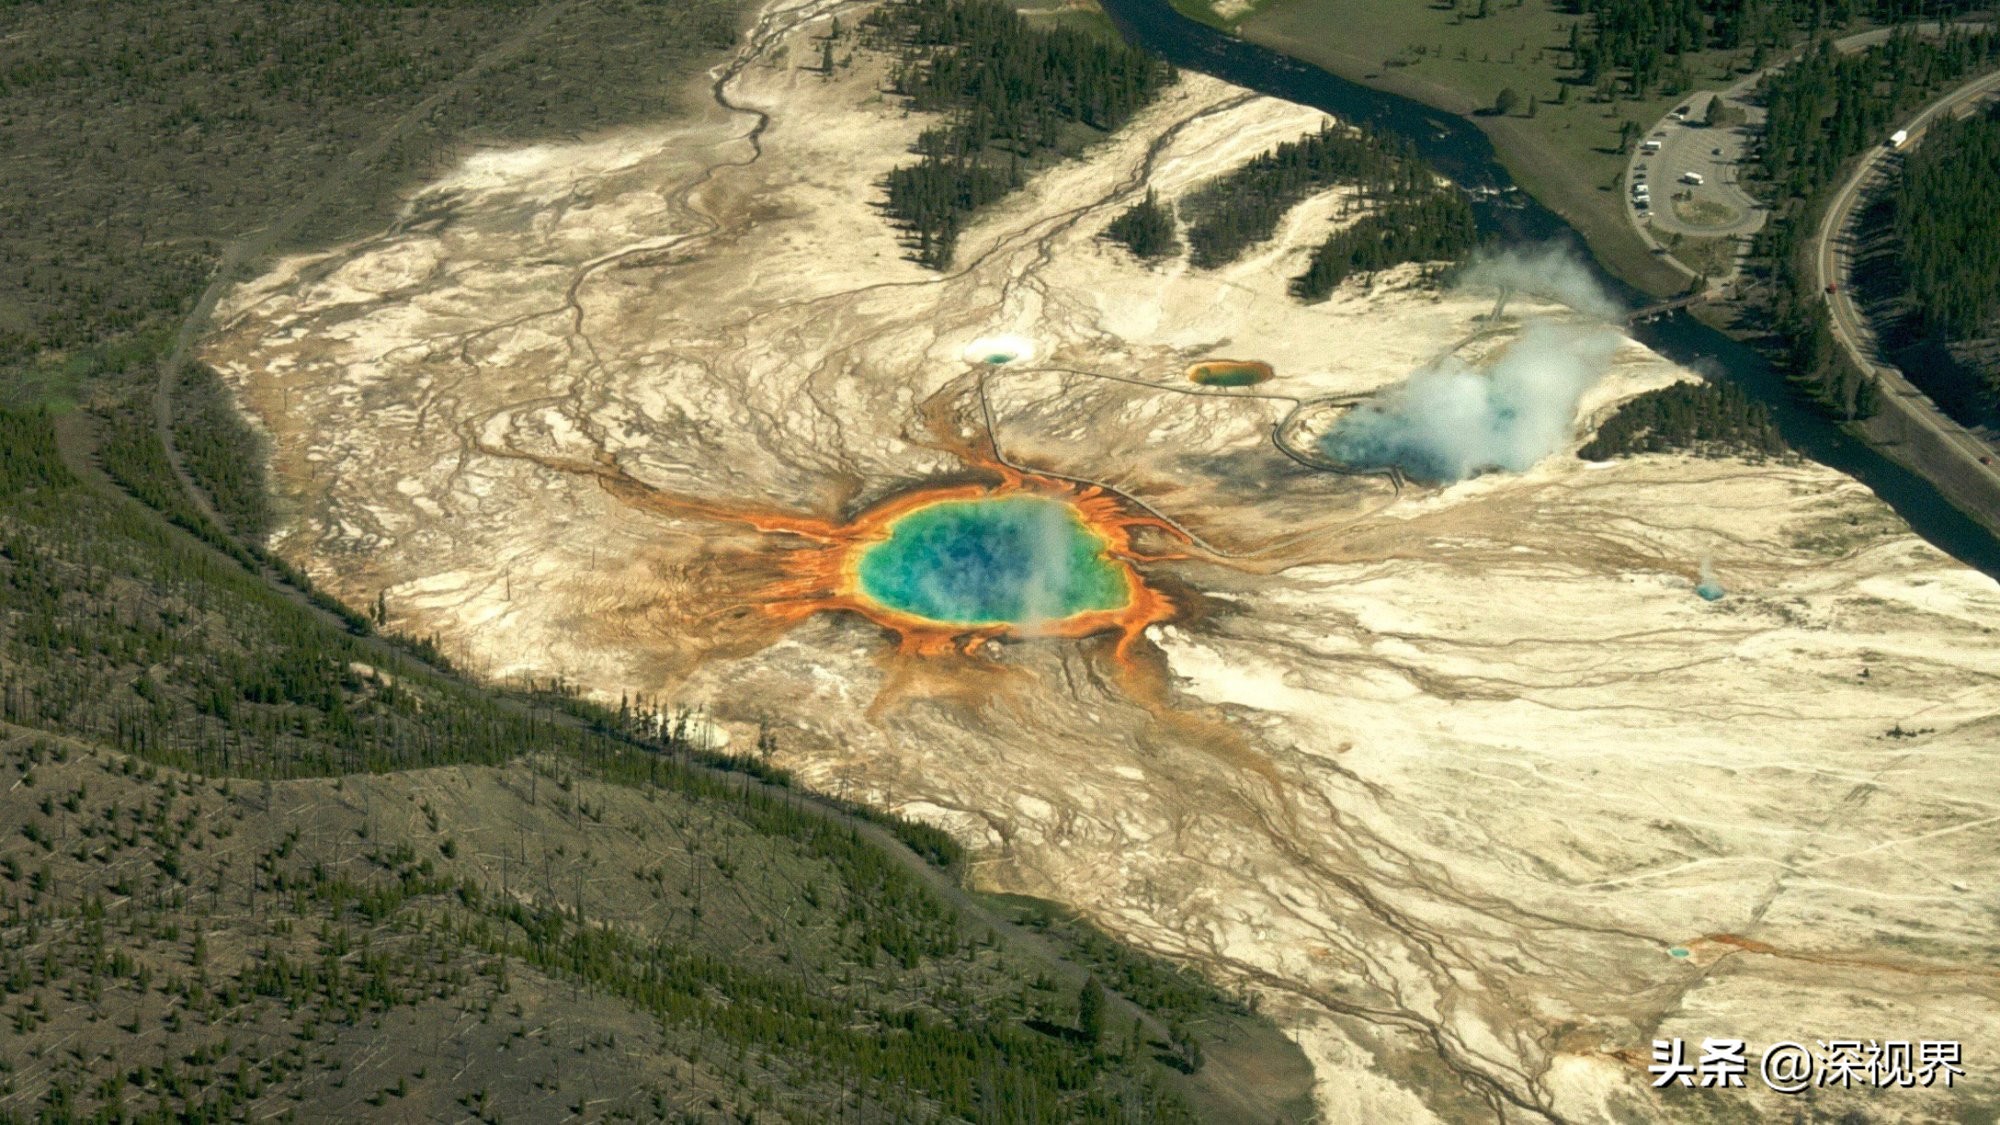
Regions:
[[854, 496, 1130, 625]]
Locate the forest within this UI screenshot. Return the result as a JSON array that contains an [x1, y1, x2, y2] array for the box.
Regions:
[[867, 0, 1175, 268], [1179, 123, 1431, 268], [0, 391, 1255, 1119], [1105, 188, 1181, 260], [1566, 0, 1996, 99], [1749, 25, 2000, 416], [1289, 192, 1478, 301], [1577, 379, 1788, 459], [1756, 26, 2000, 202], [1891, 108, 2000, 402]]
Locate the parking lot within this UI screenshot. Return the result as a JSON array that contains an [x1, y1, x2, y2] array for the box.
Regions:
[[1626, 90, 1769, 244]]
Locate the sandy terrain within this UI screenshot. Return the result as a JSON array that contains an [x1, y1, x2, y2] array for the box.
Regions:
[[203, 2, 2000, 1120]]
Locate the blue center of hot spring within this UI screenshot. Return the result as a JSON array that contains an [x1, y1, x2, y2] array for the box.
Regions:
[[854, 496, 1130, 626]]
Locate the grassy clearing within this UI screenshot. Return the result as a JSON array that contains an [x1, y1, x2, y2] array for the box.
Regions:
[[1230, 0, 1765, 293], [1018, 0, 1126, 38], [1673, 197, 1745, 226], [1648, 223, 1743, 276]]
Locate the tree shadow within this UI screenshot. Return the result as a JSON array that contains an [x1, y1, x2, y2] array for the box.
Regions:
[[1024, 1018, 1091, 1046]]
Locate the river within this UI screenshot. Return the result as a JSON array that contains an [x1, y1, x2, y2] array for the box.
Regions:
[[1097, 0, 2000, 578]]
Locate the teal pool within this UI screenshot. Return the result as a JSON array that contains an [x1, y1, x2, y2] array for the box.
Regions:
[[854, 495, 1130, 625]]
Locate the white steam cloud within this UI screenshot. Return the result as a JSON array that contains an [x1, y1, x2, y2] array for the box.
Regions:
[[1456, 244, 1624, 322], [1322, 322, 1622, 482], [1016, 499, 1075, 631], [1319, 246, 1628, 483]]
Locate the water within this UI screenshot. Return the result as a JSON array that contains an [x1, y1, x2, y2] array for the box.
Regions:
[[1095, 0, 2000, 579], [1189, 359, 1274, 386], [962, 334, 1036, 366], [855, 496, 1131, 625]]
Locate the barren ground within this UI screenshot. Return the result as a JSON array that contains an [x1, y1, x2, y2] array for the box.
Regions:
[[202, 2, 2000, 1119]]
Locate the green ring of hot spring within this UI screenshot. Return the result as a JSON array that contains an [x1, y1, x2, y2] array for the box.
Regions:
[[854, 496, 1131, 626]]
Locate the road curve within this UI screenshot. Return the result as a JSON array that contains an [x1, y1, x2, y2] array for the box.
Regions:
[[1811, 65, 2000, 517]]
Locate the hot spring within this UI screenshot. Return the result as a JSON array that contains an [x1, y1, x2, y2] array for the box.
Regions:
[[961, 334, 1037, 367], [853, 495, 1132, 627], [1187, 359, 1274, 387]]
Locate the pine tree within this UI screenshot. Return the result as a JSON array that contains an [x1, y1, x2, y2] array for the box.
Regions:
[[1078, 976, 1106, 1045], [1104, 188, 1179, 260]]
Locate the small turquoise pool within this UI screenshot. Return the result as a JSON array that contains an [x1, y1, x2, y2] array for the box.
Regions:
[[854, 496, 1130, 625]]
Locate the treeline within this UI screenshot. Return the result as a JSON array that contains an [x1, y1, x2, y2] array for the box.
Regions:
[[1565, 0, 1997, 100], [1290, 191, 1478, 300], [1180, 123, 1430, 268], [1893, 109, 2000, 353], [868, 0, 1175, 268], [1752, 26, 2000, 415], [172, 363, 274, 540], [1578, 380, 1787, 459]]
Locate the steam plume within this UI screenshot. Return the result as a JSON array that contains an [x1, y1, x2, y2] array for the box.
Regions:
[[1456, 245, 1624, 322], [1319, 321, 1622, 483], [1695, 555, 1725, 600], [1316, 245, 1631, 483]]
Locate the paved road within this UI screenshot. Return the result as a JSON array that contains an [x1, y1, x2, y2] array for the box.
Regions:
[[1813, 66, 2000, 500]]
